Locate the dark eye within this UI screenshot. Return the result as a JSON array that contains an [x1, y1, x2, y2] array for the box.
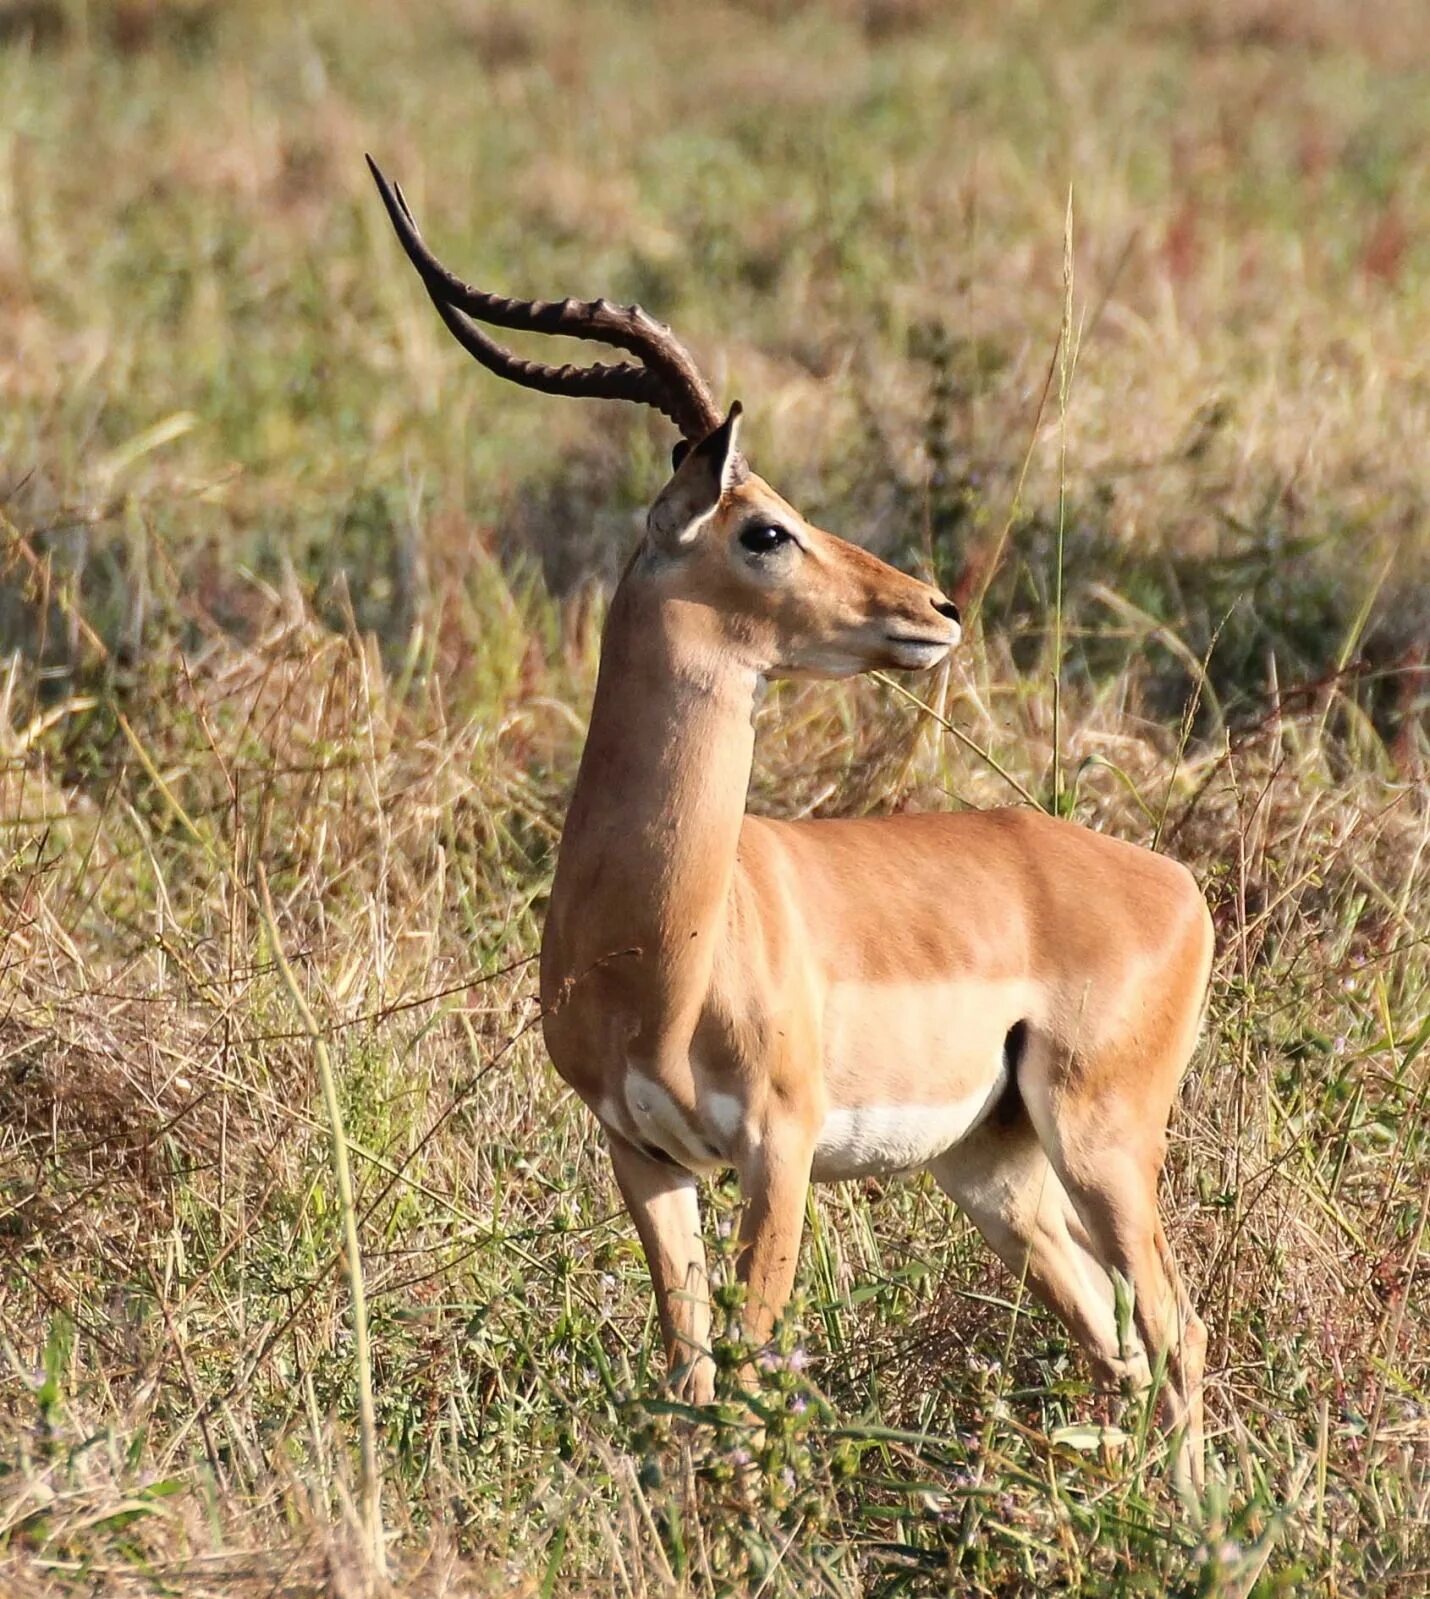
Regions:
[[739, 523, 793, 555]]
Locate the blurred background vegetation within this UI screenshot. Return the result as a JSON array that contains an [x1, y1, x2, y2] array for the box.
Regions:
[[1, 1, 1427, 1595]]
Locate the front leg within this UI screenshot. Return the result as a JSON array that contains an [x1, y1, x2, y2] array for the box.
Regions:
[[735, 1116, 817, 1353], [607, 1131, 715, 1404]]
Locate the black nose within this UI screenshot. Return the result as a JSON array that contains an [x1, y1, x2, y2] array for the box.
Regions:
[[932, 596, 961, 625]]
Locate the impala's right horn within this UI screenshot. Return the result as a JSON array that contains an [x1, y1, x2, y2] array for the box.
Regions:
[[367, 155, 725, 443]]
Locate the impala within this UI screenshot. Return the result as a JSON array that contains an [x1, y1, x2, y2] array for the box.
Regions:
[[369, 157, 1215, 1487]]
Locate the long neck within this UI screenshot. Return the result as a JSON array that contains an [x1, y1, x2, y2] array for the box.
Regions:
[[546, 572, 757, 1033]]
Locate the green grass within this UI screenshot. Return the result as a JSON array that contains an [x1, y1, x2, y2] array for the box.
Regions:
[[1, 0, 1428, 1593]]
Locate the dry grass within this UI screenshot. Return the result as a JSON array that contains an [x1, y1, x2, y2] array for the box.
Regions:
[[1, 0, 1428, 1593]]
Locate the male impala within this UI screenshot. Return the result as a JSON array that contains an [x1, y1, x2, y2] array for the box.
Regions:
[[370, 158, 1215, 1486]]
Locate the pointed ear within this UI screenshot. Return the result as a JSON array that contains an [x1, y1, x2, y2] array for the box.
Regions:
[[647, 403, 744, 552]]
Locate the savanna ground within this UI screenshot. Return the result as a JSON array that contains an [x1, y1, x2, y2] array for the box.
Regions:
[[2, 0, 1428, 1592]]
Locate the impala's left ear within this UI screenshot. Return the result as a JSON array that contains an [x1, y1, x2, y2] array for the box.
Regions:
[[648, 403, 744, 552]]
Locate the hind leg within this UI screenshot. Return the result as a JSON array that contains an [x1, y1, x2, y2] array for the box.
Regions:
[[931, 1111, 1152, 1401], [1156, 1218, 1207, 1450], [1021, 1091, 1206, 1490]]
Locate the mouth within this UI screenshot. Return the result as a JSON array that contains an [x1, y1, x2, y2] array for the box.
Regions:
[[883, 632, 957, 669]]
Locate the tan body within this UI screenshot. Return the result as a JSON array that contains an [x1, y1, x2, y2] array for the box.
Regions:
[[540, 506, 1212, 1484], [369, 161, 1214, 1487]]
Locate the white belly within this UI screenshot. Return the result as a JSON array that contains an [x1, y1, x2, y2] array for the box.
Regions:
[[597, 972, 1019, 1180], [812, 974, 1026, 1179], [812, 1079, 1004, 1181]]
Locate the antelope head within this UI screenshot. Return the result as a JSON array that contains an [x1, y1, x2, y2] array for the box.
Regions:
[[368, 157, 961, 680]]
